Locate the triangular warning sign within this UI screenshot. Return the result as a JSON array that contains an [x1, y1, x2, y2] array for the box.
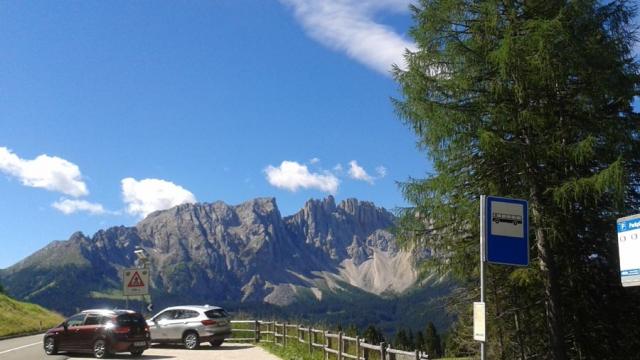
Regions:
[[128, 271, 145, 288]]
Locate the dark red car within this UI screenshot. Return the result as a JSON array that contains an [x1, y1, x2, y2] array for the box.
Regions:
[[43, 309, 150, 358]]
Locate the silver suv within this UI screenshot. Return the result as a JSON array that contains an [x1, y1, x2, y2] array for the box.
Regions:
[[147, 305, 232, 349]]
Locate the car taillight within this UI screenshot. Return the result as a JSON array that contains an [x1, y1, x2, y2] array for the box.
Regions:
[[201, 320, 217, 326], [113, 326, 131, 334]]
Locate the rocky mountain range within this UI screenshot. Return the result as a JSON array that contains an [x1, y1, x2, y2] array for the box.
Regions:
[[0, 197, 436, 320]]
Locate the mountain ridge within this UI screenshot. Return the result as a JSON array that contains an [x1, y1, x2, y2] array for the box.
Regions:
[[0, 196, 425, 317]]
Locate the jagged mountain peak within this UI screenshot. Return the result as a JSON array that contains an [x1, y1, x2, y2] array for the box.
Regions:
[[1, 197, 420, 314]]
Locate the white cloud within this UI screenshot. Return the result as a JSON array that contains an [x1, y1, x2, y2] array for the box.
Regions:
[[309, 157, 320, 164], [52, 198, 107, 215], [121, 177, 197, 218], [280, 0, 417, 75], [0, 147, 88, 197], [265, 161, 339, 194], [376, 165, 387, 178], [348, 160, 375, 184]]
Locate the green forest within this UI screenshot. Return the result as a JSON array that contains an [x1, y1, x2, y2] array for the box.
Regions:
[[393, 0, 640, 359]]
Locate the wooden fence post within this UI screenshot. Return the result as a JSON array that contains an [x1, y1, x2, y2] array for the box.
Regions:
[[414, 350, 419, 360], [380, 342, 387, 360], [338, 332, 343, 360], [356, 336, 361, 360], [309, 327, 313, 354], [324, 331, 329, 360], [254, 320, 260, 343], [284, 322, 288, 347]]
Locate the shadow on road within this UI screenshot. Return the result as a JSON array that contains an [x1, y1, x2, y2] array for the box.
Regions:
[[62, 353, 175, 359], [150, 344, 255, 351]]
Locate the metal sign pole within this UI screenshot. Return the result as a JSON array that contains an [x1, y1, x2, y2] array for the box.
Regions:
[[480, 195, 486, 360]]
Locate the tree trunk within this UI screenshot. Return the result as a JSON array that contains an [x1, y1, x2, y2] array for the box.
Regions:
[[531, 196, 567, 360]]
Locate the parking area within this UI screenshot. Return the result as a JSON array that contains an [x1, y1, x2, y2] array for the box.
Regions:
[[0, 335, 281, 360]]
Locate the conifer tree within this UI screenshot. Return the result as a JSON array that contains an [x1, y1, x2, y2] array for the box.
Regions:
[[394, 329, 412, 350], [415, 330, 425, 352], [424, 322, 442, 358], [394, 0, 640, 358], [363, 325, 385, 345]]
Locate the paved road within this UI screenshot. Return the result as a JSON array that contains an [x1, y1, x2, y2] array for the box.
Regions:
[[0, 334, 281, 360]]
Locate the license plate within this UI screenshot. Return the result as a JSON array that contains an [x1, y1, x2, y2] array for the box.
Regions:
[[134, 341, 147, 347]]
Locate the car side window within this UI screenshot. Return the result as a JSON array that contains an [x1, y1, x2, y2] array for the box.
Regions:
[[155, 310, 175, 321], [176, 310, 198, 319], [66, 314, 86, 327], [83, 314, 101, 326]]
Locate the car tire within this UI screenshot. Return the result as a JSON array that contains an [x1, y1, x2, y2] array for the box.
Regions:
[[93, 339, 109, 359], [183, 331, 200, 350], [210, 340, 223, 348], [44, 337, 58, 355], [131, 350, 144, 357]]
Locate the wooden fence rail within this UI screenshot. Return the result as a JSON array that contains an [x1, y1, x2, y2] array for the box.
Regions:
[[229, 320, 430, 360]]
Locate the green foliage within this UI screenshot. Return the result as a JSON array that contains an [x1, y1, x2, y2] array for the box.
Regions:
[[394, 0, 640, 358], [344, 324, 359, 337], [424, 322, 443, 358], [393, 328, 413, 350], [415, 330, 425, 352], [363, 325, 385, 345]]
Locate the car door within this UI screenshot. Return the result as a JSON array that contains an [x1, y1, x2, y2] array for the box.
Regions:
[[59, 313, 87, 351], [149, 310, 175, 341], [175, 310, 200, 336], [76, 314, 103, 349], [163, 309, 187, 340]]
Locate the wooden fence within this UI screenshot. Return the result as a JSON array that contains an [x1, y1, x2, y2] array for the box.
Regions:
[[229, 320, 430, 360]]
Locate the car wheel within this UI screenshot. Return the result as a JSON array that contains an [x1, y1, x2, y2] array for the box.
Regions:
[[93, 339, 109, 359], [44, 337, 58, 355], [210, 340, 223, 348], [183, 331, 200, 350], [131, 350, 144, 357]]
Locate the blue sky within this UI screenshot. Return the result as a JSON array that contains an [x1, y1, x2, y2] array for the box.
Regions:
[[0, 1, 428, 268]]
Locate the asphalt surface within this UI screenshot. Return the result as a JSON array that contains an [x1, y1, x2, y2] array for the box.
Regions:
[[0, 334, 281, 360]]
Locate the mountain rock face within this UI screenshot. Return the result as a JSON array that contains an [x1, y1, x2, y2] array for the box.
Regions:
[[0, 197, 421, 314]]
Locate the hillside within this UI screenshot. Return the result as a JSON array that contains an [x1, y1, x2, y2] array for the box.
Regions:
[[0, 292, 63, 337]]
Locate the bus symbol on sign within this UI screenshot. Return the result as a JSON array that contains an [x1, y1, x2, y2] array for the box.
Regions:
[[485, 196, 529, 266], [492, 212, 522, 225]]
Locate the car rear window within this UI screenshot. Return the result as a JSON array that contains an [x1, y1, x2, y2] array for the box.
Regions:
[[205, 309, 229, 319], [116, 313, 146, 327]]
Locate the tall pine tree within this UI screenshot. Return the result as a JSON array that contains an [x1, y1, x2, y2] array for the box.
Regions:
[[424, 322, 443, 358], [394, 1, 640, 359]]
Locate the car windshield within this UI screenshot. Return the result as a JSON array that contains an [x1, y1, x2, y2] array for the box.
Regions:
[[205, 309, 229, 319]]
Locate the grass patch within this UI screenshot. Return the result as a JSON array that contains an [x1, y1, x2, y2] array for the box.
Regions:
[[0, 293, 64, 337], [89, 290, 127, 300], [260, 340, 324, 360]]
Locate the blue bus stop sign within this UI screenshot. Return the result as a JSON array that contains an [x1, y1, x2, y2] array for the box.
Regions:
[[485, 196, 529, 266]]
